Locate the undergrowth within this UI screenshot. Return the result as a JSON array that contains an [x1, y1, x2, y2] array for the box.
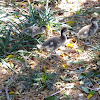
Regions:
[[0, 0, 57, 58]]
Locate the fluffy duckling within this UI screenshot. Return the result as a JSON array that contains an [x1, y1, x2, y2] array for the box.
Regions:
[[21, 25, 46, 38], [77, 17, 98, 44], [42, 27, 67, 58]]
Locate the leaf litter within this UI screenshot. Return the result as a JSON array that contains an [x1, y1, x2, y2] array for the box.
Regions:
[[0, 0, 100, 100]]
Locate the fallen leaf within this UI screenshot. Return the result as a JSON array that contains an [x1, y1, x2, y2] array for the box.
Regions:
[[7, 55, 14, 58], [67, 43, 74, 48], [66, 20, 75, 26], [15, 91, 20, 96], [9, 91, 20, 95], [23, 2, 27, 4], [82, 86, 89, 93], [47, 24, 50, 30], [60, 54, 65, 57], [87, 94, 93, 100], [9, 91, 15, 94], [63, 64, 68, 69]]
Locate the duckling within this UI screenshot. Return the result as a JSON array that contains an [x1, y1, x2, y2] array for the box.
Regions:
[[42, 27, 67, 58], [77, 17, 98, 44], [21, 25, 46, 38]]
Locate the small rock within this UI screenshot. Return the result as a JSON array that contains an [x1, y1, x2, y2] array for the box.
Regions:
[[97, 61, 100, 66]]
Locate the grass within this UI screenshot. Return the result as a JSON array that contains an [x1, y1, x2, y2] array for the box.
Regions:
[[0, 0, 71, 58], [0, 0, 58, 58]]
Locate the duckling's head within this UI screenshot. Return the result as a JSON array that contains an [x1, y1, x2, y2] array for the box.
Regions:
[[61, 27, 67, 34], [91, 17, 98, 24], [60, 27, 67, 39], [40, 26, 46, 32]]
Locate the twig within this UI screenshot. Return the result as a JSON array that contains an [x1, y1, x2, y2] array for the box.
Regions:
[[48, 88, 65, 97], [46, 87, 71, 98]]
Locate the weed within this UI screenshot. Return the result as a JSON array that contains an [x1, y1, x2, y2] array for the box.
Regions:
[[0, 0, 58, 58]]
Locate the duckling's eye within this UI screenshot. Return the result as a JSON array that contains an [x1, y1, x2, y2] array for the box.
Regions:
[[64, 30, 66, 32]]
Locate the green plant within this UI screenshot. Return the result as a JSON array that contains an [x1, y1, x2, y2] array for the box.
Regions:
[[42, 67, 49, 82], [0, 6, 40, 58], [0, 22, 25, 58], [0, 0, 68, 58]]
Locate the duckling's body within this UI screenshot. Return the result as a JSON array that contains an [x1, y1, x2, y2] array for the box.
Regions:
[[42, 27, 67, 58], [77, 17, 98, 43], [21, 26, 46, 38]]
